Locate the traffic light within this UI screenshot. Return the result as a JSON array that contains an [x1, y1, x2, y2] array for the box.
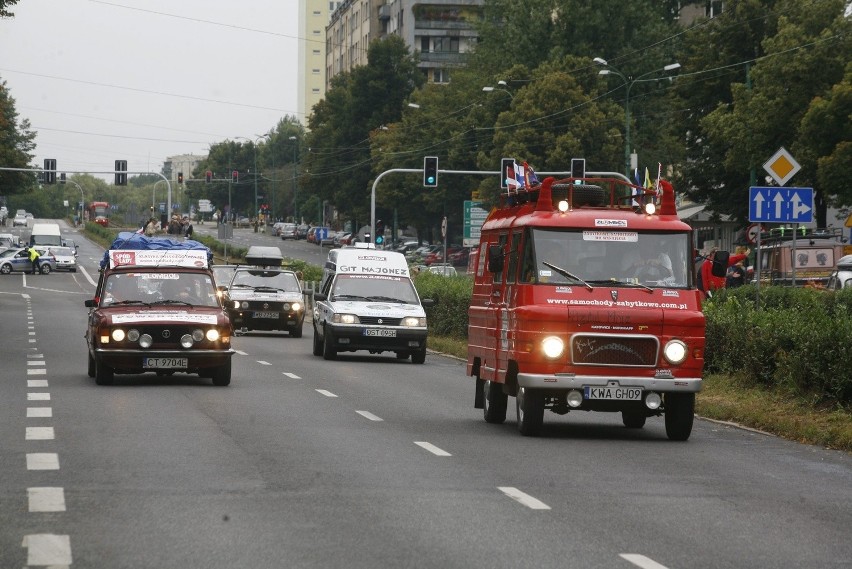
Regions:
[[115, 159, 127, 186], [500, 157, 515, 189], [423, 156, 438, 187], [232, 170, 238, 183], [178, 172, 184, 184], [374, 219, 385, 245], [43, 158, 57, 184], [60, 172, 66, 184], [571, 158, 586, 179], [206, 170, 212, 183]]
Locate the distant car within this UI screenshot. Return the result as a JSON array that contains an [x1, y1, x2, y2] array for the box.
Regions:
[[61, 238, 79, 256], [428, 264, 457, 277], [44, 246, 76, 272], [211, 264, 239, 291], [278, 223, 298, 240], [0, 247, 56, 274], [295, 225, 309, 239], [0, 233, 17, 251], [13, 212, 28, 227]]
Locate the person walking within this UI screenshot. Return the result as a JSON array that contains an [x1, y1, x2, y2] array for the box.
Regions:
[[28, 246, 41, 275]]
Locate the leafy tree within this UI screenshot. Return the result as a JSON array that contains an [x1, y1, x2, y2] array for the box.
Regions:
[[0, 77, 37, 196], [0, 0, 18, 19]]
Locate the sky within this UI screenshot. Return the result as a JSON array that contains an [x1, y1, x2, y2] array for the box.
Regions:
[[0, 0, 301, 180]]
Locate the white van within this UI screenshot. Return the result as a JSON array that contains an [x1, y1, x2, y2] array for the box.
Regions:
[[312, 244, 434, 363], [29, 223, 62, 247]]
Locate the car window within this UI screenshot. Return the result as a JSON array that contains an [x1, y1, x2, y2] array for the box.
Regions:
[[331, 274, 419, 304], [102, 272, 219, 307], [232, 270, 301, 291]]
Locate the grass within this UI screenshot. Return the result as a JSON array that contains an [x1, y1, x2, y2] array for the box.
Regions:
[[427, 334, 852, 452]]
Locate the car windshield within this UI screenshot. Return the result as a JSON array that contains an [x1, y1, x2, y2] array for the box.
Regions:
[[102, 271, 220, 307], [230, 269, 301, 292], [331, 274, 419, 304], [50, 247, 73, 256]]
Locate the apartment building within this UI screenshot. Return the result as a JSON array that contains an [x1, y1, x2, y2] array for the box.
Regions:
[[299, 0, 343, 125]]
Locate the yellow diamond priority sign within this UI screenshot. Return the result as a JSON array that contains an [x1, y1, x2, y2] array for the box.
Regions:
[[763, 147, 801, 186]]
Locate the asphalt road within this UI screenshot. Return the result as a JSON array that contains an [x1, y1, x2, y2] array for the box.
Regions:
[[1, 220, 850, 568]]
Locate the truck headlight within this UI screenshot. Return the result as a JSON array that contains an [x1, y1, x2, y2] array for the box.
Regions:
[[663, 339, 687, 365], [542, 336, 564, 359]]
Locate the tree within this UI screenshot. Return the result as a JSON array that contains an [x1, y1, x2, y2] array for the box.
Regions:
[[0, 0, 19, 19], [0, 77, 37, 196]]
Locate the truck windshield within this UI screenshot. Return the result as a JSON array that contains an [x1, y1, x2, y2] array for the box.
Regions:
[[527, 228, 691, 287], [331, 274, 419, 304]]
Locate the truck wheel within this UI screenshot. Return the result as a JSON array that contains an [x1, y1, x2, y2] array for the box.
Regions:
[[94, 357, 114, 386], [312, 325, 323, 356], [411, 346, 426, 364], [622, 411, 647, 429], [665, 393, 695, 441], [40, 264, 51, 275], [516, 387, 545, 436], [290, 325, 303, 338], [483, 380, 507, 424], [322, 326, 337, 360], [211, 359, 231, 386], [87, 352, 95, 378]]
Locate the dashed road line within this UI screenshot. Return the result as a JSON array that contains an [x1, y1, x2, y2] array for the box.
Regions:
[[28, 487, 66, 512], [282, 372, 301, 379], [27, 380, 48, 388], [619, 554, 670, 569], [22, 534, 73, 566], [257, 360, 271, 365], [27, 360, 46, 366], [26, 453, 60, 470], [414, 441, 451, 456], [27, 368, 47, 375], [27, 393, 51, 401], [26, 427, 55, 440], [234, 350, 248, 356], [315, 389, 338, 398], [27, 407, 52, 418], [355, 410, 383, 422], [497, 487, 551, 510]]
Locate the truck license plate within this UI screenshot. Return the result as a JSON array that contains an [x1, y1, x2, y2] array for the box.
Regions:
[[364, 329, 396, 337], [143, 357, 187, 369], [254, 311, 279, 319], [583, 386, 642, 400]]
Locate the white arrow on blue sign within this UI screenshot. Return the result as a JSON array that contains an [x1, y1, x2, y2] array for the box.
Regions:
[[749, 186, 814, 224]]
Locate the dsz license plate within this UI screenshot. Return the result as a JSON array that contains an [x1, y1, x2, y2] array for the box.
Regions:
[[254, 311, 279, 319], [364, 329, 397, 337], [583, 386, 642, 400], [143, 357, 188, 369]]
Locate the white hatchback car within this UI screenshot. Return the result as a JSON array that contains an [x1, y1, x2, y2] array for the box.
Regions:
[[45, 246, 77, 272]]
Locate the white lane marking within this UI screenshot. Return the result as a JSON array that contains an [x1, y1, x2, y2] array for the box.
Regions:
[[315, 389, 338, 398], [415, 441, 451, 456], [257, 360, 271, 365], [282, 372, 301, 379], [497, 487, 551, 510], [27, 408, 52, 418], [26, 427, 55, 440], [619, 554, 671, 569], [356, 410, 384, 422], [235, 350, 248, 356], [28, 325, 35, 329], [27, 353, 44, 358], [28, 393, 51, 401], [27, 360, 46, 366], [28, 331, 36, 336], [28, 380, 49, 387], [28, 339, 36, 343], [27, 453, 60, 470], [27, 368, 47, 375], [22, 534, 73, 566], [80, 263, 98, 286], [28, 487, 66, 512]]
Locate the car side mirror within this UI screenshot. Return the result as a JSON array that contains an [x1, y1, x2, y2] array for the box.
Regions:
[[487, 245, 504, 273], [84, 299, 96, 308], [421, 298, 436, 307], [711, 251, 730, 278], [314, 292, 327, 301]]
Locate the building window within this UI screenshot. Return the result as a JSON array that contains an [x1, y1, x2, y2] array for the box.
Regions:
[[312, 68, 320, 74], [313, 49, 321, 55], [312, 88, 321, 94], [433, 68, 451, 83], [433, 37, 459, 53]]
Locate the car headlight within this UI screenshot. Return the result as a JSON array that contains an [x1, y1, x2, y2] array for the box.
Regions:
[[127, 329, 140, 342], [232, 300, 240, 309], [401, 316, 426, 327], [206, 329, 220, 341], [333, 313, 360, 324], [192, 329, 205, 342], [663, 339, 688, 365], [111, 329, 125, 342], [139, 334, 153, 348], [180, 334, 194, 348], [241, 301, 249, 309], [291, 302, 301, 311], [542, 336, 565, 359]]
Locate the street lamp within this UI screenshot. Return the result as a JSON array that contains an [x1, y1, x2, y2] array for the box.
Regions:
[[595, 58, 681, 175], [288, 136, 298, 222], [482, 84, 515, 100]]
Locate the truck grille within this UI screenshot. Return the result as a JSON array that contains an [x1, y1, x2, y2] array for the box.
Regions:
[[571, 334, 658, 367]]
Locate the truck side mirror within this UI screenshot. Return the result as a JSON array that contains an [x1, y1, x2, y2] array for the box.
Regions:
[[711, 251, 730, 278], [487, 245, 504, 273]]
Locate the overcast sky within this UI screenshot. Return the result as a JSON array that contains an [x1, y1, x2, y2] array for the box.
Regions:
[[0, 0, 300, 179]]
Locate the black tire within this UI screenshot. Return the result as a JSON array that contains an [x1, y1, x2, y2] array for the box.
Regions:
[[290, 325, 303, 338], [312, 325, 323, 356], [94, 357, 114, 386], [40, 264, 51, 275], [551, 183, 607, 207], [87, 352, 95, 378], [516, 387, 545, 436], [211, 359, 231, 386], [411, 346, 426, 364], [622, 411, 647, 429], [483, 379, 507, 424], [665, 393, 695, 441], [322, 326, 337, 360], [0, 263, 11, 275]]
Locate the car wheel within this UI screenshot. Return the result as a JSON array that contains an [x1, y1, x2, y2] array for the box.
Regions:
[[665, 393, 695, 441], [40, 264, 51, 275], [516, 387, 545, 436], [622, 411, 647, 429], [290, 325, 303, 338], [312, 325, 323, 356], [0, 263, 11, 275], [211, 359, 232, 386], [322, 326, 337, 360], [483, 379, 507, 424], [87, 352, 95, 378], [94, 357, 114, 386], [411, 346, 426, 364]]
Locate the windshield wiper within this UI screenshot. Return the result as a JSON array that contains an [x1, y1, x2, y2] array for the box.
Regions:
[[366, 295, 409, 303], [153, 299, 194, 306], [229, 283, 254, 289], [110, 300, 151, 307], [332, 294, 368, 301], [254, 286, 289, 293], [542, 262, 592, 291], [607, 280, 654, 293]]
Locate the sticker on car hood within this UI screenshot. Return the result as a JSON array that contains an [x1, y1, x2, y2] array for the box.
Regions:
[[111, 312, 218, 324]]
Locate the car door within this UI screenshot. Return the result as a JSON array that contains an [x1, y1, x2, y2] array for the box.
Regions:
[[12, 250, 30, 271]]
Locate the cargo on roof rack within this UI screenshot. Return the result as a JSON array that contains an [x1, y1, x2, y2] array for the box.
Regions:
[[245, 245, 284, 267], [100, 232, 213, 269]]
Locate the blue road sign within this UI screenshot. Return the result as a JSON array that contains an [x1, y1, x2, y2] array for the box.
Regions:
[[317, 227, 328, 241], [749, 186, 814, 224]]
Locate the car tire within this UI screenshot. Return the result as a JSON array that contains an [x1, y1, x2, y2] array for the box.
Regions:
[[290, 326, 303, 338], [94, 357, 114, 386], [40, 264, 51, 275], [516, 387, 545, 436], [87, 352, 95, 378], [211, 359, 232, 386], [622, 411, 647, 429], [665, 393, 695, 441], [411, 346, 426, 364], [322, 326, 337, 360], [0, 263, 11, 275], [312, 325, 323, 356], [483, 379, 508, 424]]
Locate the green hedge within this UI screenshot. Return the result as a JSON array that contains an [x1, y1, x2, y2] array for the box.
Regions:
[[414, 272, 473, 338]]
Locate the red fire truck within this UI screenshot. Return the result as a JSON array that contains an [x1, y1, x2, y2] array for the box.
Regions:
[[466, 166, 727, 440], [88, 201, 110, 227]]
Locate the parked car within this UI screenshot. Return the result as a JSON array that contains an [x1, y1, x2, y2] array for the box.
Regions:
[[13, 212, 28, 227], [0, 232, 18, 251], [295, 224, 310, 239], [44, 246, 76, 272], [0, 247, 56, 274], [278, 223, 298, 240], [332, 232, 351, 247], [428, 264, 457, 276]]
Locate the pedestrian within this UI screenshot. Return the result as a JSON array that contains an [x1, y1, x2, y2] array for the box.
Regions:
[[700, 246, 750, 294], [28, 245, 40, 275], [144, 218, 157, 237], [185, 221, 194, 239]]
